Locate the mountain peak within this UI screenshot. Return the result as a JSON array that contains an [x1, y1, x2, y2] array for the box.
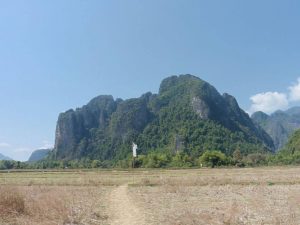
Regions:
[[159, 74, 205, 94], [251, 111, 270, 123]]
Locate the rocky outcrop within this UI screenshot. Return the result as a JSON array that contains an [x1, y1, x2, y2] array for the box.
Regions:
[[54, 95, 117, 159], [192, 97, 210, 119]]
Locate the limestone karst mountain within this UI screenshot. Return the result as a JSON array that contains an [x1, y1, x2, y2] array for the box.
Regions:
[[53, 74, 274, 161]]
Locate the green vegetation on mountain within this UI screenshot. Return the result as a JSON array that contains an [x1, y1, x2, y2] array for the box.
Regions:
[[50, 74, 274, 165], [252, 107, 300, 151], [265, 129, 300, 165], [281, 129, 300, 155]]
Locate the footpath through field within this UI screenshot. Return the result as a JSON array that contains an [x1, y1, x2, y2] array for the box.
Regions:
[[109, 184, 146, 225]]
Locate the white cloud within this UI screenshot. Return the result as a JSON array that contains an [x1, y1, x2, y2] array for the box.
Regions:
[[248, 77, 300, 115], [248, 92, 289, 114], [0, 142, 11, 148], [288, 78, 300, 102]]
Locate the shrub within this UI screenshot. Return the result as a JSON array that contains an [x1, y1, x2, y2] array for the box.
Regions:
[[133, 155, 146, 168], [170, 152, 193, 167], [144, 152, 171, 168], [233, 149, 243, 164], [244, 153, 267, 166]]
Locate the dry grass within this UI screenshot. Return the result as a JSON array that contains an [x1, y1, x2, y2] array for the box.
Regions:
[[0, 186, 25, 217], [0, 185, 109, 225], [128, 167, 300, 225], [0, 167, 300, 224]]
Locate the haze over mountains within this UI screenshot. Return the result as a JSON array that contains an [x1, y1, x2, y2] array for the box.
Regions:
[[0, 153, 12, 160], [27, 149, 51, 162], [252, 107, 300, 151], [51, 75, 274, 162]]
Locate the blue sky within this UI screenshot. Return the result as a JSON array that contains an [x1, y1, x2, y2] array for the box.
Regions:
[[1, 0, 300, 161]]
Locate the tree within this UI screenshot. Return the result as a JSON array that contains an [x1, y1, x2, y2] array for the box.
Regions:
[[144, 152, 170, 168], [245, 153, 267, 166], [91, 160, 101, 168], [233, 149, 242, 162], [199, 150, 227, 168]]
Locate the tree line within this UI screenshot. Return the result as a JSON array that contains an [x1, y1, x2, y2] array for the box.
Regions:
[[1, 148, 299, 170]]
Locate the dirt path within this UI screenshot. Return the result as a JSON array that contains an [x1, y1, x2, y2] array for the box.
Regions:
[[109, 184, 146, 225]]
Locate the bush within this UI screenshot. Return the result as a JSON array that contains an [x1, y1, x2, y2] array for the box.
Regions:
[[268, 151, 300, 165], [244, 153, 267, 166], [199, 150, 227, 168], [143, 152, 171, 168], [133, 155, 146, 168], [170, 152, 193, 167]]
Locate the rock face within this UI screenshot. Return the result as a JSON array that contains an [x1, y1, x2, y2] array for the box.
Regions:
[[54, 95, 117, 159], [53, 74, 274, 161], [28, 149, 51, 162], [192, 97, 210, 119], [252, 107, 300, 151]]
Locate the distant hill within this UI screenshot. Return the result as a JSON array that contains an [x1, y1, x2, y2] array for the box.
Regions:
[[28, 149, 51, 162], [0, 153, 12, 160], [252, 107, 300, 151], [52, 74, 274, 161]]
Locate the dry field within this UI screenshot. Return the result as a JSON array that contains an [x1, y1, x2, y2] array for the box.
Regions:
[[0, 167, 300, 225]]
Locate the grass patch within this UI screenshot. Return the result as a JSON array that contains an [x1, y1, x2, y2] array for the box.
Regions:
[[0, 186, 25, 216]]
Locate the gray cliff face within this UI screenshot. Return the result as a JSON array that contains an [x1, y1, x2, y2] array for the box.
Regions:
[[54, 110, 82, 158], [54, 95, 117, 159], [192, 97, 210, 119]]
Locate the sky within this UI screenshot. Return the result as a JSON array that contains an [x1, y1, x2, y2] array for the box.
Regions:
[[1, 0, 300, 161]]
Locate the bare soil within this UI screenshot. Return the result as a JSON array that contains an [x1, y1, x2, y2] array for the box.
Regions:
[[108, 184, 146, 225]]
